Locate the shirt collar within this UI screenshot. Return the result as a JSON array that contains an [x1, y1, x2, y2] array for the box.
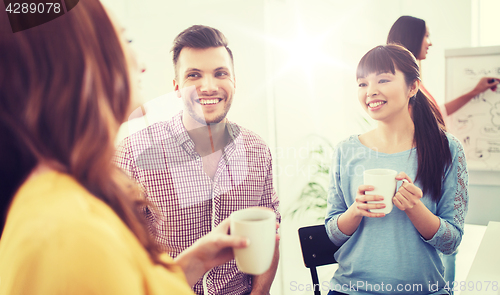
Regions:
[[169, 111, 191, 146], [168, 111, 241, 156]]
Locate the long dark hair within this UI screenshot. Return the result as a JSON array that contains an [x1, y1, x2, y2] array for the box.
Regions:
[[387, 16, 426, 59], [356, 45, 452, 202], [0, 0, 166, 265]]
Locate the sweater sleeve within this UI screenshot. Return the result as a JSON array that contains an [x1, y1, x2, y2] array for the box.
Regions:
[[325, 144, 351, 246], [423, 134, 469, 254]]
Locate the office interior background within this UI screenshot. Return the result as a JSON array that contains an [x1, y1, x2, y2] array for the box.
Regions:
[[102, 0, 500, 294]]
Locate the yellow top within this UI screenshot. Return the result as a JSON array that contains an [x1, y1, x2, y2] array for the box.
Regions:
[[0, 171, 195, 295]]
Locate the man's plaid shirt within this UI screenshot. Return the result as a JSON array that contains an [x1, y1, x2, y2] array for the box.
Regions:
[[114, 112, 280, 295]]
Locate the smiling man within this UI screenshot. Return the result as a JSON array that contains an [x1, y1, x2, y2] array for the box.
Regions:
[[114, 25, 280, 295]]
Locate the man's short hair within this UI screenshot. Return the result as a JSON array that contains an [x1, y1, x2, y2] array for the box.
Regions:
[[171, 25, 234, 77]]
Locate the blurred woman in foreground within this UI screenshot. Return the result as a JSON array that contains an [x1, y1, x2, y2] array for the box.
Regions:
[[0, 1, 247, 294]]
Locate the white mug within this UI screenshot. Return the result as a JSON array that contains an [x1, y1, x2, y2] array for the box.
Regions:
[[363, 169, 398, 214], [230, 207, 276, 275]]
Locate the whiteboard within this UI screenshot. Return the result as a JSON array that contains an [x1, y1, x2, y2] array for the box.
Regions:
[[445, 46, 500, 172]]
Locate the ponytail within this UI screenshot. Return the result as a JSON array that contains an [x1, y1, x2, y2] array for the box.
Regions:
[[410, 89, 452, 202]]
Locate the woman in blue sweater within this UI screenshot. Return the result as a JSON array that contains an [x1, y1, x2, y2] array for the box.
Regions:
[[325, 44, 468, 295]]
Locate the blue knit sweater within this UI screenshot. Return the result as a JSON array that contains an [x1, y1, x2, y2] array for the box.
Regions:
[[325, 133, 468, 295]]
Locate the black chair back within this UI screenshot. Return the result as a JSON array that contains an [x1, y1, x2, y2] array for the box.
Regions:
[[298, 224, 340, 295]]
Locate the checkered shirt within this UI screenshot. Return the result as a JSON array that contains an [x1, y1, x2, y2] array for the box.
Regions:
[[114, 111, 280, 295]]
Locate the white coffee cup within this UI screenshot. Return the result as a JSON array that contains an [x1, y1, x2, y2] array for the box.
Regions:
[[363, 169, 398, 214], [230, 207, 276, 275]]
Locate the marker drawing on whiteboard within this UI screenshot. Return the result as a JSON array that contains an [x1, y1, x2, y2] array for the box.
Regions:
[[468, 113, 485, 118], [463, 136, 470, 145], [451, 57, 500, 170], [482, 97, 493, 106]]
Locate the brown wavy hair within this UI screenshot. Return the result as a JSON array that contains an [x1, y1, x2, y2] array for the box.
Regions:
[[0, 0, 165, 265]]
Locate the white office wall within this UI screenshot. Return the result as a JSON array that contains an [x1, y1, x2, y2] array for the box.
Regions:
[[477, 0, 500, 47]]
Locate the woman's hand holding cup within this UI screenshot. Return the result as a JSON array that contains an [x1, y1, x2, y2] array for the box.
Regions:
[[361, 168, 399, 216], [174, 218, 249, 286], [352, 184, 387, 218], [393, 172, 423, 211]]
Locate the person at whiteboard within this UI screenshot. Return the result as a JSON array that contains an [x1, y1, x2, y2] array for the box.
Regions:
[[325, 44, 468, 295], [386, 16, 495, 293], [387, 15, 499, 117]]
